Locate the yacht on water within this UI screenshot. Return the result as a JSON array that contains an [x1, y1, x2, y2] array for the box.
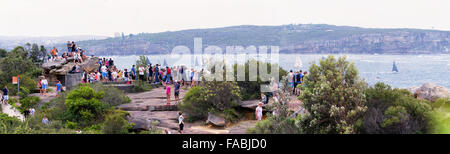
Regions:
[[295, 57, 303, 68], [392, 61, 399, 72]]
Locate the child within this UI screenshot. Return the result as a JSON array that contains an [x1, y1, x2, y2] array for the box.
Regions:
[[178, 112, 184, 134], [56, 81, 62, 96]]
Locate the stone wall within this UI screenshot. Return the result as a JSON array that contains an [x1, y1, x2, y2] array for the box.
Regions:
[[65, 73, 83, 90]]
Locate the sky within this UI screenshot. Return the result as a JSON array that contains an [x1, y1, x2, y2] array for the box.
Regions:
[[0, 0, 449, 37]]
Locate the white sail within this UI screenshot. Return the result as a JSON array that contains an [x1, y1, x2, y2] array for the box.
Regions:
[[295, 57, 303, 68]]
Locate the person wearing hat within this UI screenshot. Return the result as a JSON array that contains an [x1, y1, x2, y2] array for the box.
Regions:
[[255, 102, 263, 121]]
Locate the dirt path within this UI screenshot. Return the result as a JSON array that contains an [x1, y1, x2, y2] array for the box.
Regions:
[[1, 102, 25, 121]]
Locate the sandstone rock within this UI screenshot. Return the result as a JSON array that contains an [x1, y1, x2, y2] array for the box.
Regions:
[[206, 112, 226, 127], [237, 100, 260, 110], [118, 104, 149, 111], [411, 83, 450, 101], [42, 56, 100, 86]]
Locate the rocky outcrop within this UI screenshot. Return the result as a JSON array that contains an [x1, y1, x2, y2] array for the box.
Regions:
[[237, 100, 261, 110], [408, 83, 450, 101], [206, 113, 226, 127], [41, 56, 100, 86]]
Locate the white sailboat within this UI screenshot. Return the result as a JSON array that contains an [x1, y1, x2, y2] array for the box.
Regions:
[[295, 57, 303, 68]]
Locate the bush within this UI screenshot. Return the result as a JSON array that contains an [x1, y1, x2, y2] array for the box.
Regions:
[[19, 96, 41, 112], [428, 98, 450, 134], [360, 82, 432, 134], [0, 113, 22, 134], [102, 110, 132, 134], [65, 86, 105, 126], [298, 56, 367, 134], [18, 87, 30, 98], [179, 81, 241, 122], [89, 83, 132, 107], [65, 121, 78, 129], [132, 80, 152, 92]]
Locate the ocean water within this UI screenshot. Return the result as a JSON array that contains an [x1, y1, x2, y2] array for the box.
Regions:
[[101, 54, 450, 89]]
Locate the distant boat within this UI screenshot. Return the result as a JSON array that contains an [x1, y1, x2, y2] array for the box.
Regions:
[[392, 61, 399, 72], [294, 57, 303, 68]]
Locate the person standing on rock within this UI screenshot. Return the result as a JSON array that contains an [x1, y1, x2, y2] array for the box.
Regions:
[[166, 85, 171, 105], [56, 81, 62, 96], [255, 102, 263, 121], [2, 86, 8, 105], [67, 41, 72, 56], [139, 65, 145, 81], [174, 80, 180, 103], [131, 65, 136, 83], [41, 77, 48, 96], [178, 112, 184, 134]]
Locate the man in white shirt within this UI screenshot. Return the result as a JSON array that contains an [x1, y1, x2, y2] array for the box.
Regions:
[[139, 65, 145, 81], [101, 65, 107, 81]]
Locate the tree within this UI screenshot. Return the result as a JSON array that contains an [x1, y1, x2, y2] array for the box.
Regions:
[[298, 56, 367, 134], [0, 48, 7, 58], [361, 82, 432, 134], [65, 86, 105, 125], [0, 47, 40, 86], [29, 43, 47, 63]]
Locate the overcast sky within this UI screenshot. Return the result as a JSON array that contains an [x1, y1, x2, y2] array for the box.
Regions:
[[0, 0, 449, 37]]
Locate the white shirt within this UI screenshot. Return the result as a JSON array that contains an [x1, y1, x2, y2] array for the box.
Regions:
[[139, 67, 144, 75], [112, 71, 118, 79], [41, 79, 48, 85], [288, 72, 294, 82], [256, 106, 263, 117], [101, 66, 107, 73]]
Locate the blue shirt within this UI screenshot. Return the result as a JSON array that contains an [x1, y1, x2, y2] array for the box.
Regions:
[[174, 83, 180, 91], [56, 83, 62, 91], [131, 68, 136, 75]]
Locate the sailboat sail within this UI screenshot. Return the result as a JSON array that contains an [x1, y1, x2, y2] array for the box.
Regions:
[[392, 61, 399, 72], [295, 57, 303, 68]]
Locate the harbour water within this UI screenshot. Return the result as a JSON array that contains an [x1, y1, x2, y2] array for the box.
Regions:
[[101, 54, 450, 89]]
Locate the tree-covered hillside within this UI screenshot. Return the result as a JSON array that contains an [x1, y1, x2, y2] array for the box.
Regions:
[[55, 24, 450, 55]]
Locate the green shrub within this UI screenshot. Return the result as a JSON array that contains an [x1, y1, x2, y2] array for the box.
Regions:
[[0, 113, 22, 134], [298, 56, 367, 134], [18, 96, 41, 112], [18, 87, 30, 98], [428, 98, 450, 134], [179, 81, 241, 122], [360, 82, 432, 134], [89, 83, 132, 107], [132, 80, 151, 92], [102, 110, 132, 134], [65, 121, 78, 129], [65, 86, 105, 126]]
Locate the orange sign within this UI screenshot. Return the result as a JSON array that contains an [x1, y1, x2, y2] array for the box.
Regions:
[[12, 76, 18, 84]]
